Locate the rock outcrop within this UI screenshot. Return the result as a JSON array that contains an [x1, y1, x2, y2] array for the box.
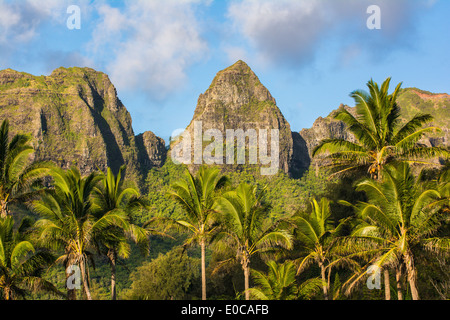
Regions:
[[170, 60, 295, 176], [136, 131, 167, 170], [1, 65, 447, 183], [0, 67, 165, 185], [295, 89, 450, 170]]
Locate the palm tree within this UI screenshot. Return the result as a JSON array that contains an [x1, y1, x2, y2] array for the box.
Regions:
[[166, 165, 230, 300], [214, 183, 293, 300], [33, 167, 127, 300], [0, 119, 52, 218], [91, 165, 151, 300], [294, 198, 350, 300], [0, 215, 62, 300], [313, 77, 448, 180], [248, 260, 323, 300], [344, 162, 449, 300]]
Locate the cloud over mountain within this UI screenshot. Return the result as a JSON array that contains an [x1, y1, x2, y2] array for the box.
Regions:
[[90, 0, 210, 100], [226, 0, 436, 68]]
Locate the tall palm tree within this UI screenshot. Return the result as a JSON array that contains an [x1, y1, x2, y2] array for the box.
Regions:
[[313, 78, 448, 179], [344, 163, 449, 300], [166, 165, 230, 300], [294, 197, 349, 300], [33, 167, 128, 300], [0, 215, 62, 300], [214, 183, 293, 300], [91, 165, 151, 300], [0, 119, 52, 218]]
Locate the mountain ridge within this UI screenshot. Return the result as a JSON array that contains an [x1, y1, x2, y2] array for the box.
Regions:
[[0, 63, 448, 182], [0, 66, 166, 187]]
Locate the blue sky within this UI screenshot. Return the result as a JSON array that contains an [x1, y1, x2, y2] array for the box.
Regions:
[[1, 0, 449, 143]]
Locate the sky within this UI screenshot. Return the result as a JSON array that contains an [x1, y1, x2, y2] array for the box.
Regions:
[[0, 0, 449, 143]]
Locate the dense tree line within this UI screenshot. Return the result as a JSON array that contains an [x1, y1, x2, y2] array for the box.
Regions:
[[0, 78, 448, 300]]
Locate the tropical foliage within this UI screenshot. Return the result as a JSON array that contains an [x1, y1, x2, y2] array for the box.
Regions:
[[0, 119, 52, 218], [313, 78, 448, 179], [0, 216, 62, 299], [293, 197, 350, 300], [214, 183, 293, 300], [0, 77, 448, 301], [166, 166, 230, 300], [342, 162, 449, 300]]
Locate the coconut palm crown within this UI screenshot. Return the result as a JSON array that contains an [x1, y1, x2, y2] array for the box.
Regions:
[[313, 77, 448, 179]]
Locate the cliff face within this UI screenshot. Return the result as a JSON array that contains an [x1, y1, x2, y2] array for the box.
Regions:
[[1, 65, 447, 182], [136, 131, 167, 170], [170, 60, 295, 176], [295, 89, 450, 170], [0, 67, 165, 184]]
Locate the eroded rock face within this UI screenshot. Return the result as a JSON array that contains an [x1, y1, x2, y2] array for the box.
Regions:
[[295, 89, 450, 171], [170, 60, 295, 176], [0, 67, 165, 185], [1, 65, 447, 183], [136, 131, 167, 170]]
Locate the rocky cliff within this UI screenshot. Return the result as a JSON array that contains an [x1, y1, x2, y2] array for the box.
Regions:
[[0, 67, 166, 185], [1, 64, 447, 183], [170, 60, 295, 176], [295, 88, 450, 170]]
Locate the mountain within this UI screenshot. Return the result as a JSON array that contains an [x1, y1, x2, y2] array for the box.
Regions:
[[296, 88, 450, 170], [0, 67, 166, 186], [169, 60, 296, 176], [1, 64, 447, 183]]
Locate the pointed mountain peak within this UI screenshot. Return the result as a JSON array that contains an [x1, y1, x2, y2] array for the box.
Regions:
[[206, 60, 274, 105], [222, 60, 252, 73], [172, 61, 295, 176]]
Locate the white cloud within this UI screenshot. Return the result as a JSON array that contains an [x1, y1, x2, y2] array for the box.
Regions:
[[227, 0, 328, 66], [226, 0, 436, 68], [90, 0, 210, 100], [0, 0, 92, 66]]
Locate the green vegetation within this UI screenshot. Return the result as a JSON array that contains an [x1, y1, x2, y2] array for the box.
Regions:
[[123, 246, 201, 300], [214, 182, 293, 300], [313, 78, 449, 179], [294, 198, 350, 300], [166, 166, 230, 300], [0, 119, 53, 218], [0, 78, 448, 301]]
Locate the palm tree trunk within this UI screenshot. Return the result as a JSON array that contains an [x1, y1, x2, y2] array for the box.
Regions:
[[396, 265, 403, 300], [404, 250, 420, 300], [319, 262, 329, 300], [65, 260, 77, 300], [108, 248, 117, 300], [201, 238, 207, 301], [80, 259, 93, 300], [0, 198, 9, 218], [384, 268, 391, 300], [242, 251, 250, 301]]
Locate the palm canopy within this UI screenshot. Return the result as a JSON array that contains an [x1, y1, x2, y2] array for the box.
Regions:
[[344, 162, 449, 299], [91, 165, 149, 253], [214, 182, 293, 300], [248, 260, 324, 300], [91, 165, 152, 300], [166, 165, 230, 245], [294, 198, 347, 273], [33, 166, 128, 300], [166, 165, 230, 300], [248, 260, 298, 300], [293, 197, 351, 300], [0, 119, 53, 217], [216, 183, 293, 259], [0, 216, 62, 300], [313, 78, 448, 179]]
